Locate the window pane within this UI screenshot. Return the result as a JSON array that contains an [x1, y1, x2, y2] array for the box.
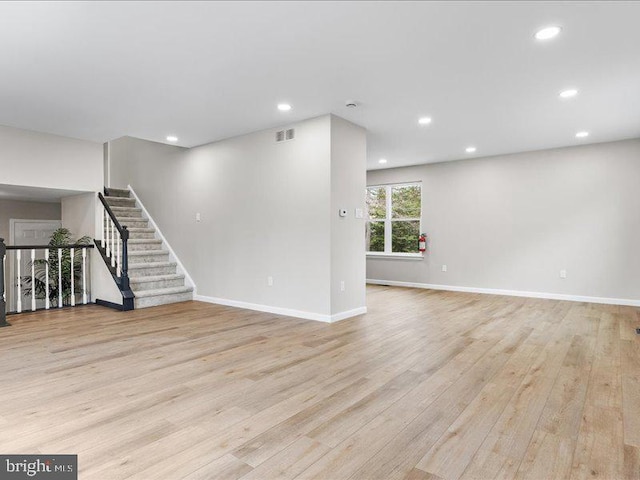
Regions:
[[392, 220, 420, 253], [366, 187, 386, 220], [366, 221, 385, 252], [391, 185, 421, 218]]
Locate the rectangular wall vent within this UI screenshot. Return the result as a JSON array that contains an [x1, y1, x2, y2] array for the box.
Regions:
[[276, 128, 295, 143]]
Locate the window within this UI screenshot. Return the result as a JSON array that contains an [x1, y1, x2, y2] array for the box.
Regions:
[[366, 182, 422, 254]]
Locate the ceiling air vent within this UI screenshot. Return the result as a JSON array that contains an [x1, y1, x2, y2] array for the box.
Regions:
[[276, 128, 295, 143]]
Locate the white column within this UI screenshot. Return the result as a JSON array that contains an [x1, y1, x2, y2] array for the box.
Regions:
[[105, 217, 111, 257], [110, 219, 115, 268], [70, 248, 75, 307], [45, 248, 50, 310], [102, 209, 106, 248], [16, 249, 22, 313], [82, 248, 87, 305], [58, 248, 62, 308], [31, 249, 36, 311], [116, 235, 121, 276]]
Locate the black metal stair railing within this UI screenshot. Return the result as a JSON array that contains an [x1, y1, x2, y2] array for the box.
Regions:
[[96, 192, 134, 311], [1, 237, 95, 326]]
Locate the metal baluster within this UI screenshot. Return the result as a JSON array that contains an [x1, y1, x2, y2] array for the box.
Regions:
[[82, 248, 87, 305], [70, 248, 75, 307], [16, 249, 21, 313], [45, 248, 50, 310], [31, 249, 36, 311], [58, 248, 62, 308]]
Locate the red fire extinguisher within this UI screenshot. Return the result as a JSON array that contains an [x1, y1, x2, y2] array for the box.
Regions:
[[418, 233, 427, 252]]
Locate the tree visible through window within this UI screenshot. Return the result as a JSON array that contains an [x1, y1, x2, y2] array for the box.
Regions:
[[365, 183, 421, 253]]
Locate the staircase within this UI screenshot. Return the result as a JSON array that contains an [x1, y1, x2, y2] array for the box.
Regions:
[[103, 187, 193, 308]]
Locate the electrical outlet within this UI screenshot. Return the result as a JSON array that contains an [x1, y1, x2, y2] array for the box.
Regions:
[[340, 280, 345, 292], [442, 265, 448, 272], [355, 208, 364, 219], [267, 276, 273, 286], [560, 269, 567, 279], [196, 212, 201, 222]]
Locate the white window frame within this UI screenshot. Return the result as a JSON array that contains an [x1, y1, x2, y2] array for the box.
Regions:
[[366, 182, 423, 258]]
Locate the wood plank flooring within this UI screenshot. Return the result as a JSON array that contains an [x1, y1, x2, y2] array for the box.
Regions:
[[1, 285, 638, 479]]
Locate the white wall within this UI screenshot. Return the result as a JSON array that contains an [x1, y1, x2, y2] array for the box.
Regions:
[[0, 199, 61, 242], [107, 114, 367, 320], [366, 138, 640, 304], [0, 124, 103, 192], [61, 193, 122, 305], [330, 116, 367, 316], [0, 125, 122, 305]]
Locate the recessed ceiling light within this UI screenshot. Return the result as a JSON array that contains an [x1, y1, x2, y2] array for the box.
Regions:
[[465, 146, 477, 153], [559, 89, 578, 99], [576, 131, 589, 138], [379, 158, 388, 164], [166, 136, 178, 142], [418, 117, 432, 125], [535, 26, 561, 41], [277, 103, 292, 111]]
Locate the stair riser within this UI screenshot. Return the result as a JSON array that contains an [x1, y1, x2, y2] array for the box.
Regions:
[[105, 198, 136, 208], [135, 292, 193, 309], [129, 265, 177, 276], [128, 242, 163, 251], [130, 278, 185, 291]]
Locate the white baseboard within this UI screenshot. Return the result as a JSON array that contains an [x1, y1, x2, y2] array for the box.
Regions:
[[330, 307, 368, 322], [194, 295, 367, 323], [366, 279, 640, 307]]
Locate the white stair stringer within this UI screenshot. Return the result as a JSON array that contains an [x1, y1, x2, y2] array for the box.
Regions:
[[103, 187, 194, 309]]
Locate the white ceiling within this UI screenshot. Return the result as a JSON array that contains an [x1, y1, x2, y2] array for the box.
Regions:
[[1, 1, 639, 170], [0, 184, 85, 203]]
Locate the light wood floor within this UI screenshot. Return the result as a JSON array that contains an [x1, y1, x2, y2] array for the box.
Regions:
[[1, 286, 639, 480]]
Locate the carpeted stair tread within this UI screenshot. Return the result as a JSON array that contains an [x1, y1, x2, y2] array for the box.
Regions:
[[129, 261, 177, 268], [134, 285, 193, 298], [128, 239, 162, 244], [130, 273, 185, 283], [104, 188, 130, 198]]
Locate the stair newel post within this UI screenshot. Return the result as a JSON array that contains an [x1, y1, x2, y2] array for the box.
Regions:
[[0, 238, 10, 327], [120, 226, 130, 291]]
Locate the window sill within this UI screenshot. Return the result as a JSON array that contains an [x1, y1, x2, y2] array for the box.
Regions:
[[366, 252, 424, 260]]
